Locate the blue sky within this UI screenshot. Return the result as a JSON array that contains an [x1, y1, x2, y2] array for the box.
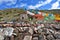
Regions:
[[0, 0, 60, 10]]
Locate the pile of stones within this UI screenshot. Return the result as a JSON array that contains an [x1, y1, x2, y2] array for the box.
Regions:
[[37, 24, 60, 40], [0, 23, 60, 40]]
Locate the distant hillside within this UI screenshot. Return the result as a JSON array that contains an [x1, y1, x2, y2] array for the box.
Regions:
[[0, 8, 60, 22], [0, 8, 26, 22], [40, 9, 60, 14]]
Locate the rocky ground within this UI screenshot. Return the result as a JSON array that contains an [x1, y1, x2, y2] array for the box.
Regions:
[[0, 23, 60, 40]]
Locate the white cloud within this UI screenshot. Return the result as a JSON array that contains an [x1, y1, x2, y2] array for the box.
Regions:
[[58, 0, 60, 1], [50, 0, 60, 9], [0, 0, 17, 5], [28, 5, 36, 9], [20, 3, 27, 7], [28, 0, 52, 9], [14, 3, 27, 8]]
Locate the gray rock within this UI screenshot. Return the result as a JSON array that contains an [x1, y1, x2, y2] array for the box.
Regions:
[[54, 33, 60, 39], [46, 34, 54, 40], [33, 37, 38, 40], [39, 35, 45, 40], [0, 31, 4, 40], [56, 39, 60, 40], [53, 24, 60, 30]]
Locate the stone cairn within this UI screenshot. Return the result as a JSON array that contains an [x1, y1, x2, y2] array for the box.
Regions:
[[0, 23, 60, 40]]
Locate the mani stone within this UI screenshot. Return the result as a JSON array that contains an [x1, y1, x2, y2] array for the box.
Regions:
[[23, 35, 32, 40]]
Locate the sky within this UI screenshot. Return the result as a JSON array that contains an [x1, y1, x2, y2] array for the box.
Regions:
[[0, 0, 60, 10]]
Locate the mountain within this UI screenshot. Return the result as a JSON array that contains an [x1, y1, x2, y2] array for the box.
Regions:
[[0, 8, 60, 22], [40, 9, 60, 14]]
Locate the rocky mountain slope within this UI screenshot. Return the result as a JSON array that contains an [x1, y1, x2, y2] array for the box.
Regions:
[[0, 8, 60, 22]]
